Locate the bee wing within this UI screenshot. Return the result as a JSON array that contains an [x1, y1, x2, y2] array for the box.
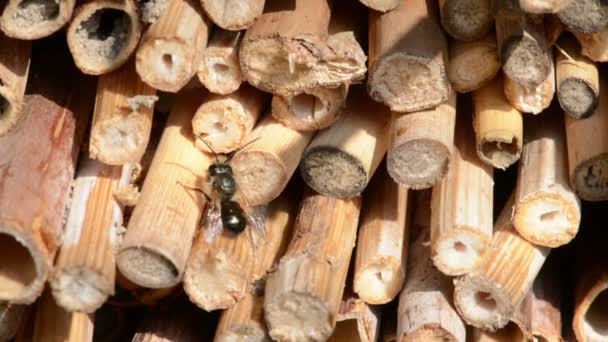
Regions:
[[234, 188, 268, 242], [203, 204, 223, 243]]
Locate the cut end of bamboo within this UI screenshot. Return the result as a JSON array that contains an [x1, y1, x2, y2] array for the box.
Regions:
[[454, 275, 513, 330], [388, 139, 451, 189], [557, 0, 608, 33], [572, 157, 608, 201], [558, 79, 599, 119], [432, 228, 491, 276], [440, 0, 493, 41], [0, 230, 43, 304], [272, 88, 346, 131], [201, 0, 264, 31], [448, 37, 501, 93], [358, 0, 399, 12], [198, 53, 242, 95], [478, 135, 521, 170], [502, 37, 550, 88], [369, 55, 450, 113], [193, 102, 248, 154], [51, 268, 112, 313], [116, 246, 180, 289], [89, 114, 151, 165], [266, 292, 332, 341], [136, 39, 196, 93], [0, 0, 73, 39], [354, 261, 403, 305], [574, 277, 608, 342], [232, 151, 287, 206], [403, 328, 461, 342], [0, 89, 21, 137]]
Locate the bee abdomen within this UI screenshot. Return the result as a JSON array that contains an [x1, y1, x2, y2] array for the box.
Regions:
[[221, 200, 246, 234]]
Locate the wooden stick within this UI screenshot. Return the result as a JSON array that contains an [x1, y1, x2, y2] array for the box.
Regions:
[[473, 75, 523, 169], [0, 0, 74, 39], [453, 197, 550, 331], [470, 323, 527, 341], [300, 89, 391, 198], [32, 290, 94, 342], [430, 106, 493, 276], [448, 33, 501, 93], [358, 0, 399, 12], [503, 49, 556, 115], [50, 159, 133, 313], [556, 35, 600, 119], [0, 33, 30, 137], [513, 110, 580, 247], [328, 293, 381, 342], [565, 76, 608, 201], [192, 84, 268, 154], [439, 0, 493, 41], [495, 2, 551, 87], [518, 0, 573, 13], [136, 0, 210, 92], [575, 27, 608, 62], [0, 303, 26, 341], [197, 29, 243, 95], [264, 192, 361, 341], [116, 90, 211, 289], [231, 116, 313, 206], [353, 166, 409, 304], [132, 303, 209, 341], [387, 93, 456, 189], [200, 0, 264, 31], [557, 0, 608, 33], [66, 0, 142, 75], [240, 0, 366, 97], [397, 221, 466, 341], [271, 85, 348, 132], [368, 0, 450, 113], [89, 61, 157, 165]]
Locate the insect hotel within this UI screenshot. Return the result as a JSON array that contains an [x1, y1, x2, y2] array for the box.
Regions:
[[0, 0, 606, 340]]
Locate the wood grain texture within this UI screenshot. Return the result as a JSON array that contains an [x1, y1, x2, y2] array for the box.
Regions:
[[328, 293, 381, 342], [32, 290, 94, 342]]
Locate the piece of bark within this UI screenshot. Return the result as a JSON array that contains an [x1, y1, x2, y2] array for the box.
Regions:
[[564, 75, 608, 201], [557, 0, 608, 34], [518, 0, 573, 13], [132, 303, 209, 341], [430, 106, 493, 276], [66, 0, 142, 75], [447, 34, 501, 93], [368, 0, 451, 113], [439, 0, 493, 41], [192, 84, 268, 154], [328, 293, 381, 342], [358, 0, 399, 12], [197, 29, 243, 95], [89, 60, 157, 165], [473, 75, 524, 169], [264, 192, 361, 341], [0, 0, 74, 39], [387, 92, 456, 189], [0, 303, 26, 341], [574, 27, 608, 62], [300, 89, 391, 198], [0, 33, 30, 137], [231, 115, 313, 206], [354, 166, 409, 304], [116, 90, 211, 289], [136, 0, 211, 92], [556, 35, 600, 119], [200, 0, 264, 31], [32, 290, 94, 342]]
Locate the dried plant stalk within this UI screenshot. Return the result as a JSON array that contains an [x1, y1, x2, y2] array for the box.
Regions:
[[32, 290, 94, 342], [200, 0, 264, 30], [572, 257, 608, 342], [448, 34, 501, 93], [1, 0, 74, 39], [214, 294, 268, 341], [575, 27, 608, 62], [439, 0, 493, 41], [557, 0, 608, 33], [328, 294, 381, 342], [470, 323, 527, 341], [0, 34, 30, 137], [197, 29, 243, 95]]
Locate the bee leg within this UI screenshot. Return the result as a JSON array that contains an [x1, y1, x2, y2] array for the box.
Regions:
[[177, 181, 212, 202]]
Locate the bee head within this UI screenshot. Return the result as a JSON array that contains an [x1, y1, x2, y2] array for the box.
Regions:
[[209, 163, 232, 176]]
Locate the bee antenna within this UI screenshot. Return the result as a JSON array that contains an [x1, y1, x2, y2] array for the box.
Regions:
[[197, 137, 220, 163], [226, 137, 260, 163]]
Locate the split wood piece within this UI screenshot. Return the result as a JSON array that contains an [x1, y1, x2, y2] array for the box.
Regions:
[[453, 197, 550, 331], [67, 0, 142, 75], [183, 190, 297, 311], [197, 29, 243, 95], [495, 3, 551, 88], [556, 35, 600, 119], [439, 0, 493, 41], [0, 56, 93, 304], [358, 0, 398, 12], [116, 90, 211, 289], [503, 49, 555, 114], [557, 0, 608, 34], [573, 258, 608, 341], [388, 92, 456, 189], [353, 166, 409, 304], [518, 0, 573, 13], [328, 294, 381, 342], [192, 84, 268, 154], [240, 0, 367, 97], [513, 111, 580, 247], [470, 323, 527, 341], [430, 106, 493, 276], [271, 85, 348, 132], [89, 61, 157, 165], [214, 294, 269, 341], [575, 27, 608, 62], [0, 303, 26, 341], [264, 193, 362, 341], [300, 89, 391, 198], [32, 290, 94, 342], [397, 228, 466, 341], [564, 76, 608, 201], [368, 0, 450, 113], [231, 116, 313, 206], [50, 159, 133, 313], [0, 34, 30, 137], [0, 0, 74, 39], [473, 75, 523, 170], [200, 0, 264, 31], [136, 0, 211, 92], [132, 304, 209, 341], [447, 34, 501, 93]]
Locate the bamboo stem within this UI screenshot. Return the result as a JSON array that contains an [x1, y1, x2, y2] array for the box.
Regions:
[[358, 0, 399, 12], [197, 29, 243, 95], [575, 27, 608, 62], [66, 0, 142, 75], [0, 303, 26, 341], [518, 0, 573, 13], [354, 166, 409, 304], [32, 290, 94, 342], [470, 323, 527, 341], [264, 192, 362, 341], [200, 0, 264, 30], [116, 90, 211, 289], [328, 293, 381, 342], [0, 0, 74, 39], [368, 0, 450, 113], [573, 258, 608, 342], [387, 93, 456, 189], [300, 89, 391, 198], [213, 294, 269, 341], [0, 33, 30, 137], [447, 33, 501, 93], [557, 0, 608, 33], [439, 0, 493, 41]]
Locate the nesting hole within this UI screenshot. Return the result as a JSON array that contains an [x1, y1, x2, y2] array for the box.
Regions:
[[17, 0, 60, 22], [0, 94, 10, 120], [481, 139, 519, 166], [290, 93, 325, 120], [585, 288, 608, 336], [454, 241, 467, 253], [475, 291, 497, 311], [77, 8, 130, 60], [0, 234, 37, 295], [540, 210, 559, 223], [162, 54, 173, 69], [375, 272, 383, 281], [213, 63, 229, 73]]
